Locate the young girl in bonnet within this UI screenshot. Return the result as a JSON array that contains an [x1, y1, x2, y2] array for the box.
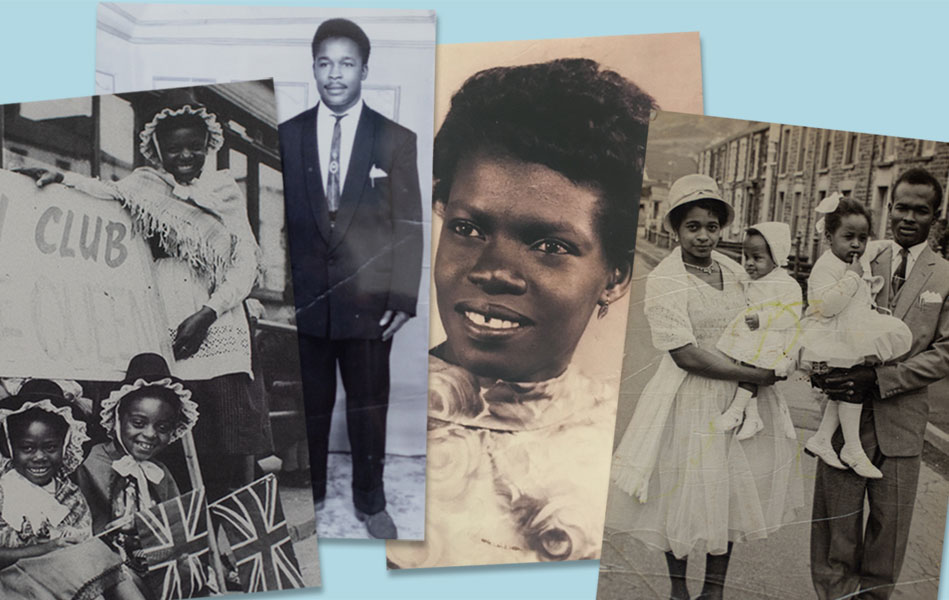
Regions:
[[0, 379, 145, 600], [76, 353, 198, 592], [26, 87, 269, 500], [714, 221, 802, 440]]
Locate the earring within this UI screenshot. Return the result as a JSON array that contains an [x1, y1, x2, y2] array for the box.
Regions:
[[597, 299, 610, 319]]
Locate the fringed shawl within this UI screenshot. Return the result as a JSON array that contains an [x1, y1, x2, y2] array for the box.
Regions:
[[113, 167, 249, 288], [611, 248, 745, 503]]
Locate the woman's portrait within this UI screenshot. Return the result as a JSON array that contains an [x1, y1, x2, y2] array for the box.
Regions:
[[385, 51, 656, 567], [385, 32, 703, 571]]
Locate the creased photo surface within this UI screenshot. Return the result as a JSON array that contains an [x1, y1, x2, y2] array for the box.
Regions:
[[385, 32, 703, 569], [0, 80, 321, 597], [95, 3, 436, 540], [600, 111, 949, 599]]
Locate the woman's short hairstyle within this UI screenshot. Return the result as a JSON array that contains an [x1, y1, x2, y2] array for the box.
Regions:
[[311, 18, 371, 64], [434, 58, 656, 267], [667, 198, 732, 233], [823, 196, 872, 236]]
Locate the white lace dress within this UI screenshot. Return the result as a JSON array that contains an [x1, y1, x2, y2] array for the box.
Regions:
[[620, 265, 804, 558]]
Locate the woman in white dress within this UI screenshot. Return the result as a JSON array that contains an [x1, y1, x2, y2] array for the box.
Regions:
[[611, 175, 804, 600]]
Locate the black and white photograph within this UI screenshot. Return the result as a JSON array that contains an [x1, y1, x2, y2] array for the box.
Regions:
[[0, 81, 321, 598], [600, 111, 949, 599], [95, 4, 436, 540], [384, 32, 704, 569]]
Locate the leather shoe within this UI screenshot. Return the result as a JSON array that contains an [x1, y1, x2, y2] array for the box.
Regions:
[[355, 508, 398, 539]]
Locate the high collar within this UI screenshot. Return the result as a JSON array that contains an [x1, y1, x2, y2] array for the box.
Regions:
[[427, 349, 605, 432]]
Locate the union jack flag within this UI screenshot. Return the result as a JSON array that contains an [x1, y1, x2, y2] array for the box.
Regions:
[[134, 487, 211, 600], [209, 474, 305, 592]]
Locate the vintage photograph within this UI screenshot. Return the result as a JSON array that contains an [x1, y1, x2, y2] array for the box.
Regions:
[[0, 81, 320, 597], [600, 111, 949, 599], [384, 32, 704, 569], [95, 3, 436, 540]]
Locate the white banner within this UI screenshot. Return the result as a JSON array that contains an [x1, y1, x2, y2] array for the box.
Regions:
[[0, 169, 171, 380]]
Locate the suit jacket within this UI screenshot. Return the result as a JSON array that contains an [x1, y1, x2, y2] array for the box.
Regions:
[[279, 103, 423, 339], [869, 242, 949, 456]]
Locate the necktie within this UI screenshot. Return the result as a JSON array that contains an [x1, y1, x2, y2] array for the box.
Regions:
[[326, 113, 347, 225], [891, 247, 909, 298]]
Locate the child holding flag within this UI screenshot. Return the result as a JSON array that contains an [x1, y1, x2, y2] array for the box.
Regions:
[[76, 353, 199, 596]]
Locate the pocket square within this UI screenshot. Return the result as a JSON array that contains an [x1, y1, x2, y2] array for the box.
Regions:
[[920, 290, 943, 304], [369, 165, 388, 188]]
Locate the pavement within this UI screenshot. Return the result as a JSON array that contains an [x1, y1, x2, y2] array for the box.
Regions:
[[598, 238, 948, 599], [294, 452, 427, 540]]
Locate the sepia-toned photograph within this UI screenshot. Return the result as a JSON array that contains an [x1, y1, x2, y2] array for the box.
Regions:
[[600, 111, 949, 599], [385, 32, 704, 570], [95, 3, 436, 540], [0, 81, 320, 598]]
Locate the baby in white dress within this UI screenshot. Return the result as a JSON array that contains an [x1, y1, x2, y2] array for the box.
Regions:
[[715, 222, 802, 440]]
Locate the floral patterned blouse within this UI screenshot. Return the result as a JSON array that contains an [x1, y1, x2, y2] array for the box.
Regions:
[[387, 350, 616, 568]]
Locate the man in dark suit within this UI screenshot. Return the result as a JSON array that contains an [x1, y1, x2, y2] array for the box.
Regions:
[[811, 167, 949, 599], [278, 18, 423, 538]]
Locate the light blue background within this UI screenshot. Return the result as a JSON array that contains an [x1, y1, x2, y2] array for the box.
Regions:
[[1, 0, 948, 598]]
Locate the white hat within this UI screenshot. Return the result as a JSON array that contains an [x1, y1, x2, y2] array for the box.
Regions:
[[662, 174, 734, 233]]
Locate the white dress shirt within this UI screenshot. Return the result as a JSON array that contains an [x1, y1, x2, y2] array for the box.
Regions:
[[316, 98, 364, 196], [891, 239, 928, 280]]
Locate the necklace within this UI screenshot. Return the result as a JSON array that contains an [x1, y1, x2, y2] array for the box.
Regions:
[[683, 261, 716, 275]]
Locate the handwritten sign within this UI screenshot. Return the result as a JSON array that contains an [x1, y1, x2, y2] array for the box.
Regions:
[[0, 169, 171, 380]]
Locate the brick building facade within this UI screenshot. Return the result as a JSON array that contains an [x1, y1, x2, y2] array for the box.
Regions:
[[697, 121, 949, 263]]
